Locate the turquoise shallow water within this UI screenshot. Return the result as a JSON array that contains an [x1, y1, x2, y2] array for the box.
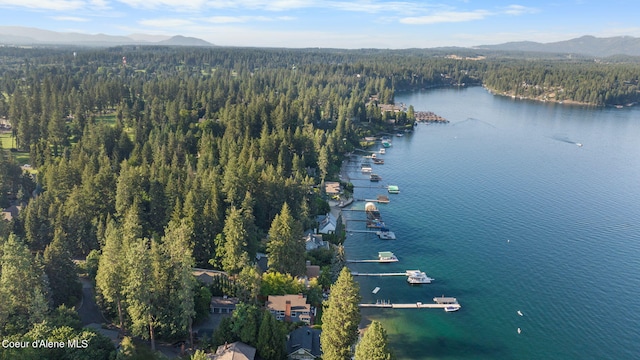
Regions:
[[342, 87, 640, 360]]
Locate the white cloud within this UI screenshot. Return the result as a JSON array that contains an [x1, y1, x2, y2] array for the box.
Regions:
[[51, 16, 91, 22], [400, 10, 491, 25], [139, 18, 195, 28], [205, 15, 294, 23], [0, 0, 85, 11], [503, 5, 538, 16], [116, 0, 208, 10]]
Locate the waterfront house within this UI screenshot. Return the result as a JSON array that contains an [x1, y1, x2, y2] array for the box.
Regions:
[[316, 213, 337, 234], [286, 327, 322, 360], [209, 341, 256, 360], [266, 294, 313, 325], [324, 181, 341, 196], [304, 232, 329, 251]]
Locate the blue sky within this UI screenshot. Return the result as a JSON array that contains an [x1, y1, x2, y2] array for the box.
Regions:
[[0, 0, 639, 48]]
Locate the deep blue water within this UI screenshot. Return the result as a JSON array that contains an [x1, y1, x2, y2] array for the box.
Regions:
[[342, 87, 640, 360]]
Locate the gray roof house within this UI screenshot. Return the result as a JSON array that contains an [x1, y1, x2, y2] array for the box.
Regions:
[[316, 213, 337, 234], [286, 327, 322, 360]]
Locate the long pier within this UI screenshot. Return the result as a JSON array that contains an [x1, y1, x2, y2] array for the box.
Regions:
[[347, 259, 392, 263], [351, 272, 406, 276], [359, 302, 461, 310]]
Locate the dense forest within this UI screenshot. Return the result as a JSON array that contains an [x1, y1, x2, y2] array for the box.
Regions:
[[1, 46, 639, 359]]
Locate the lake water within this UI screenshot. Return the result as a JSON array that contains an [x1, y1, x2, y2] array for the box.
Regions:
[[341, 87, 640, 360]]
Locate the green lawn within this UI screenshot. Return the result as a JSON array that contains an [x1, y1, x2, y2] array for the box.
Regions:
[[1, 132, 31, 166], [94, 114, 117, 126]]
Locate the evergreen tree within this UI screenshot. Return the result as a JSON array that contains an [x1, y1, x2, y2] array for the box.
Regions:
[[266, 202, 305, 276], [43, 229, 82, 306], [354, 320, 395, 360], [320, 267, 361, 360], [0, 234, 50, 335], [257, 310, 285, 360], [95, 219, 127, 332], [220, 206, 251, 274]]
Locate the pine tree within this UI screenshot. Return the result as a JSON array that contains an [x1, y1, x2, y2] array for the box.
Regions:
[[220, 206, 251, 274], [95, 219, 126, 333], [0, 234, 50, 335], [354, 321, 395, 360], [266, 202, 305, 276], [43, 229, 82, 306], [320, 267, 361, 360], [257, 310, 285, 360]]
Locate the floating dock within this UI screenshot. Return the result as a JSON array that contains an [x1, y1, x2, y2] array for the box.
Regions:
[[347, 251, 398, 263]]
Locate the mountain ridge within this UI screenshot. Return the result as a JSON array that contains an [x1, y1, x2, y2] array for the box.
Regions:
[[0, 26, 214, 47], [477, 35, 640, 57]]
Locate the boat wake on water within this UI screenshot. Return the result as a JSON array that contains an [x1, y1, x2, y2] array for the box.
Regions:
[[451, 117, 497, 128], [549, 135, 583, 147]]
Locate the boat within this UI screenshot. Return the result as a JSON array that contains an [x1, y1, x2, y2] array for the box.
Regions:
[[433, 296, 458, 304], [382, 140, 392, 148], [517, 328, 522, 334], [377, 251, 398, 262], [376, 229, 396, 240], [370, 173, 382, 182], [576, 143, 583, 147], [361, 165, 372, 173], [396, 132, 404, 137], [365, 202, 385, 228], [379, 148, 386, 154], [517, 310, 523, 316], [387, 185, 400, 194], [371, 153, 377, 159], [372, 287, 381, 294], [444, 306, 460, 312], [406, 270, 434, 284], [373, 158, 384, 165]]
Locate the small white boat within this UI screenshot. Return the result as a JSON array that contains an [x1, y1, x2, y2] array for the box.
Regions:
[[376, 230, 396, 240], [361, 165, 372, 173], [377, 251, 398, 262], [444, 306, 460, 312], [517, 328, 522, 334], [517, 310, 523, 316], [576, 143, 583, 147], [406, 270, 434, 284], [379, 148, 386, 154], [372, 287, 381, 294]]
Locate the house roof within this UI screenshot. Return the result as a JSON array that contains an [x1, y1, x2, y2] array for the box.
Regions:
[[211, 296, 239, 309], [325, 181, 341, 195], [193, 268, 227, 285], [266, 294, 310, 312], [306, 265, 320, 279], [287, 327, 322, 358], [210, 341, 256, 360], [2, 205, 21, 221]]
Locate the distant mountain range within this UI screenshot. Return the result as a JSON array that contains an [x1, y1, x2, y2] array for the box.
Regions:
[[0, 26, 214, 47], [477, 35, 640, 57]]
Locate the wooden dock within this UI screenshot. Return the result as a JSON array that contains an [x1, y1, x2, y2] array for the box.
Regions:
[[359, 302, 461, 310], [351, 272, 406, 276], [347, 259, 393, 263]]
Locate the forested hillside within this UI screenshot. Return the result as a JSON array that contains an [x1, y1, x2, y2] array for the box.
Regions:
[[1, 46, 639, 359]]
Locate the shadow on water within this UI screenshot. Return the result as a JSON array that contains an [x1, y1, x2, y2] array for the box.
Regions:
[[387, 333, 510, 360]]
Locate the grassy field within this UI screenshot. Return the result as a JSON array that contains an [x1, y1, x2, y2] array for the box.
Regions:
[[1, 132, 30, 166], [94, 113, 117, 126]]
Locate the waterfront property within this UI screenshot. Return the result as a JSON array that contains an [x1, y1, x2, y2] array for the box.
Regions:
[[286, 327, 322, 360], [210, 341, 256, 360], [266, 294, 313, 325]]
